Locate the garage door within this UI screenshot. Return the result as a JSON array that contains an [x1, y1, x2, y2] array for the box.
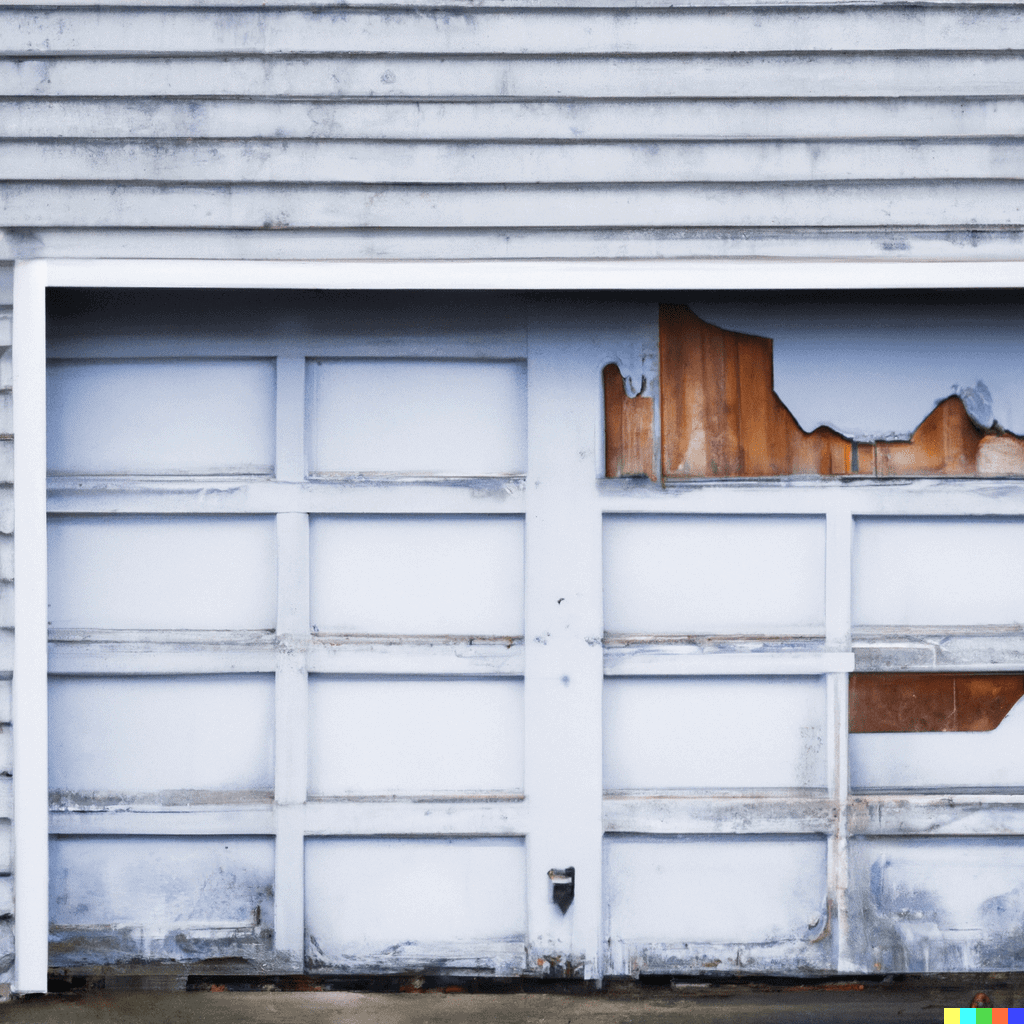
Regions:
[[44, 288, 1024, 979]]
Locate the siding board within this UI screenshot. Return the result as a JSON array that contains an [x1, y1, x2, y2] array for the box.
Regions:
[[6, 139, 1024, 183], [4, 181, 1023, 229], [4, 98, 1024, 140], [1, 55, 1022, 99], [4, 8, 1023, 54]]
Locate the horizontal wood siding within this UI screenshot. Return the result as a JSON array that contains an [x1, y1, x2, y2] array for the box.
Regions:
[[0, 4, 1022, 260]]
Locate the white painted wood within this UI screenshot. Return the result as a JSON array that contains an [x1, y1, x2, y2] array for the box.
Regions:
[[307, 638, 524, 676], [48, 630, 277, 676], [6, 97, 1024, 138], [47, 359, 275, 476], [605, 836, 828, 967], [0, 677, 10, 723], [275, 356, 305, 483], [0, 821, 11, 874], [11, 182, 1024, 230], [853, 517, 1024, 626], [47, 515, 278, 630], [46, 477, 527, 516], [309, 515, 524, 636], [604, 676, 826, 792], [42, 258, 1024, 294], [852, 696, 1024, 792], [49, 675, 275, 796], [850, 795, 1024, 837], [307, 360, 527, 477], [604, 515, 826, 636], [604, 649, 853, 676], [308, 676, 524, 797], [11, 139, 1024, 184], [523, 315, 605, 980], [848, 837, 1024, 972], [304, 838, 526, 971], [603, 795, 834, 835], [274, 509, 309, 967], [10, 0, 1024, 9], [49, 836, 275, 966], [0, 875, 13, 917], [304, 799, 527, 837], [50, 807, 275, 836], [12, 258, 47, 994], [4, 7, 1019, 54]]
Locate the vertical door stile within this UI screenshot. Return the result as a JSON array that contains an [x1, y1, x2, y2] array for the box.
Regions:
[[825, 509, 854, 972], [11, 260, 49, 994], [523, 315, 605, 981], [274, 355, 309, 969]]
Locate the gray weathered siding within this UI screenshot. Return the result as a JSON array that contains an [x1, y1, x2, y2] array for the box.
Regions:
[[0, 262, 13, 993], [1, 1, 1023, 261]]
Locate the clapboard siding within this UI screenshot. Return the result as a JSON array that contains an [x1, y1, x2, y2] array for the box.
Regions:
[[3, 98, 1024, 139], [5, 139, 1024, 183], [4, 181, 1024, 228], [4, 7, 1024, 53], [2, 55, 1022, 99], [0, 6, 1022, 253]]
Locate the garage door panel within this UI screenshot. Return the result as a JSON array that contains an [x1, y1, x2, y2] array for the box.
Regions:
[[850, 837, 1024, 972], [605, 836, 830, 973], [309, 515, 524, 636], [307, 359, 527, 477], [604, 515, 826, 636], [851, 691, 1024, 792], [49, 836, 275, 967], [49, 675, 275, 801], [308, 675, 523, 797], [305, 838, 526, 972], [47, 359, 276, 476], [48, 515, 278, 630], [853, 517, 1024, 626], [604, 676, 826, 792]]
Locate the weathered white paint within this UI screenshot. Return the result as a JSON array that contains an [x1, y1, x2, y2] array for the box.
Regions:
[[6, 98, 1024, 139], [605, 836, 829, 975], [307, 360, 527, 477], [304, 838, 526, 973], [308, 676, 524, 797], [48, 676, 275, 798], [604, 676, 827, 792], [47, 359, 276, 475], [47, 515, 278, 630], [3, 7, 1019, 53], [12, 139, 1024, 184], [852, 697, 1024, 793], [690, 295, 1024, 439], [604, 515, 826, 636], [12, 259, 47, 993], [50, 836, 275, 966], [309, 515, 524, 636], [853, 518, 1024, 627], [8, 182, 1024, 230], [849, 837, 1024, 972]]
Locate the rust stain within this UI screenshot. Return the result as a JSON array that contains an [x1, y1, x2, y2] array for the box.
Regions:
[[849, 672, 1024, 733], [605, 304, 1024, 480]]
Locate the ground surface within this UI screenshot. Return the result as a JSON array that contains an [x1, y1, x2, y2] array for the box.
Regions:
[[2, 978, 1021, 1024]]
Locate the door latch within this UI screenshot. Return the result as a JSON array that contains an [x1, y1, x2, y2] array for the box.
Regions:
[[548, 867, 575, 914]]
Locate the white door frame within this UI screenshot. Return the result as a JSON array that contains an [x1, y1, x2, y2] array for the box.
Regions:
[[14, 256, 1024, 993]]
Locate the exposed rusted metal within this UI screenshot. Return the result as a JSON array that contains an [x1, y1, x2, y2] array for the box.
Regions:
[[849, 672, 1024, 733]]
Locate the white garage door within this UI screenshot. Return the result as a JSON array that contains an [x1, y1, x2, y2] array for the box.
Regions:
[[44, 289, 1024, 979]]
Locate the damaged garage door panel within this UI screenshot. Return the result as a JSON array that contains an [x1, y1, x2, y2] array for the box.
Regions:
[[605, 305, 1024, 479], [849, 673, 1024, 733]]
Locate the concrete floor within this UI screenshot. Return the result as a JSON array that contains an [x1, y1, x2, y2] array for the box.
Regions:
[[2, 978, 1020, 1024]]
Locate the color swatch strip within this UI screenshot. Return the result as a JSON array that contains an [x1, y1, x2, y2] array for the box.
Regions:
[[945, 1010, 1024, 1023]]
